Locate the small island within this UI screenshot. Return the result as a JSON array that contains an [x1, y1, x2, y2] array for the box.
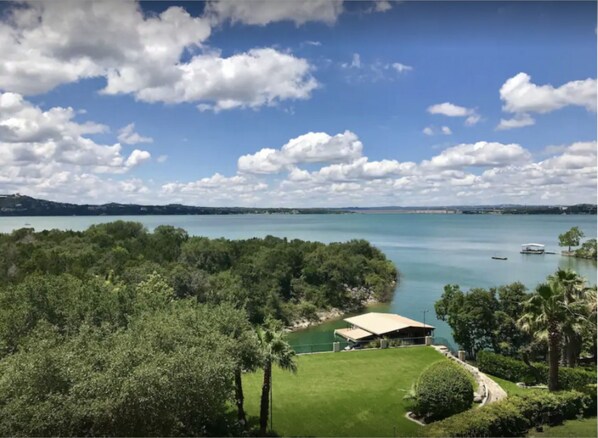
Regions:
[[559, 226, 597, 260]]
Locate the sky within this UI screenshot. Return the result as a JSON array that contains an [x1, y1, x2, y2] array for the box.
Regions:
[[0, 0, 596, 207]]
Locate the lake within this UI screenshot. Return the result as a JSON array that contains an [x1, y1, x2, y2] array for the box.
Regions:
[[1, 213, 596, 350]]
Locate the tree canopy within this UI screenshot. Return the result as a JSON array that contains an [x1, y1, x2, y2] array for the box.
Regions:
[[559, 226, 585, 252]]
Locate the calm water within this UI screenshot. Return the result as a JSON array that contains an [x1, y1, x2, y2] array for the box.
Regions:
[[1, 214, 596, 349]]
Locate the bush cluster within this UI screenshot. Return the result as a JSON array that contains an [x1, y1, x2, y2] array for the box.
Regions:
[[412, 360, 474, 422], [428, 390, 593, 437], [477, 351, 531, 383], [477, 351, 596, 389]]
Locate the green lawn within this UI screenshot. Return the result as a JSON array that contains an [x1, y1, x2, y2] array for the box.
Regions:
[[243, 346, 445, 437], [527, 417, 597, 437], [488, 374, 549, 398]]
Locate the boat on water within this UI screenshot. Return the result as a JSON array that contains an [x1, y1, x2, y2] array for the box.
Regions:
[[520, 243, 545, 254], [492, 256, 508, 260]]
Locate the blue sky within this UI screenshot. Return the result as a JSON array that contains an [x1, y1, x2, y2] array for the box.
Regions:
[[0, 1, 596, 206]]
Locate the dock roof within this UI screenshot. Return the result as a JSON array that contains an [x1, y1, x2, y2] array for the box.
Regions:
[[334, 327, 373, 342], [344, 312, 434, 336]]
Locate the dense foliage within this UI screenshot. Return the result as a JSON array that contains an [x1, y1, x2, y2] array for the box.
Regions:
[[412, 360, 474, 422], [575, 238, 597, 260], [435, 282, 532, 358], [0, 222, 397, 435], [0, 291, 246, 435], [477, 351, 597, 390], [427, 390, 594, 437], [0, 222, 397, 326]]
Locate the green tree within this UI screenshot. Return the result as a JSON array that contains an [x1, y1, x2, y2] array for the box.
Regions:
[[559, 226, 585, 252], [435, 285, 498, 358], [576, 238, 597, 260], [0, 302, 240, 436], [256, 320, 297, 435]]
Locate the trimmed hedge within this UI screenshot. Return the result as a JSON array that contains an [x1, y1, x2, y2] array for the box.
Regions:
[[477, 351, 533, 383], [476, 351, 597, 390], [412, 360, 474, 422], [428, 390, 593, 437]]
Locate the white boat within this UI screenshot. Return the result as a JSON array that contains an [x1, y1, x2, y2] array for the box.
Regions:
[[521, 243, 545, 254]]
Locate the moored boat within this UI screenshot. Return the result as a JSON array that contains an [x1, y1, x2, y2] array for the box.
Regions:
[[492, 256, 508, 260], [520, 243, 545, 254]]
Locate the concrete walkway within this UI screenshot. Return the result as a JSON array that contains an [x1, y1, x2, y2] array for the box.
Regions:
[[432, 345, 507, 405]]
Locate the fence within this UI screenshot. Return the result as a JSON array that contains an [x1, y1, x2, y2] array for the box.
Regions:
[[291, 336, 430, 355]]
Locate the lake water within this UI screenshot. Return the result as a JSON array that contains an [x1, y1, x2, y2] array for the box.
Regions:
[[1, 214, 596, 350]]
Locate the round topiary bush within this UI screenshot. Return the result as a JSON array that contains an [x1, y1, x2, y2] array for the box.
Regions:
[[412, 360, 474, 422]]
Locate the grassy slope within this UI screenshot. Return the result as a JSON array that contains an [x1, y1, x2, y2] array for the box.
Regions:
[[528, 417, 597, 437], [243, 347, 445, 437]]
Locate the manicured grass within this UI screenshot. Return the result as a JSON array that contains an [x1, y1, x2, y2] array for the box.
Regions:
[[243, 346, 445, 437], [527, 417, 597, 437]]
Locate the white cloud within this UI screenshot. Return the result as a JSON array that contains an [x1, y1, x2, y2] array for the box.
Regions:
[[56, 135, 594, 207], [496, 113, 535, 130], [117, 123, 153, 145], [0, 2, 318, 111], [342, 53, 362, 69], [238, 130, 363, 174], [374, 1, 393, 13], [204, 0, 344, 26], [156, 155, 168, 163], [497, 73, 597, 130], [140, 48, 317, 112], [427, 102, 481, 126], [465, 114, 481, 126], [500, 72, 597, 115], [0, 92, 153, 203], [540, 141, 596, 170], [125, 149, 151, 167], [428, 102, 471, 117], [391, 62, 413, 73], [312, 157, 416, 182], [423, 126, 452, 136], [0, 92, 149, 173], [161, 173, 268, 205], [422, 141, 531, 169]]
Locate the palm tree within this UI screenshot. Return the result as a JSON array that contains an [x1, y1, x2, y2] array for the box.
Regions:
[[256, 322, 297, 435], [549, 269, 591, 367], [518, 282, 567, 391]]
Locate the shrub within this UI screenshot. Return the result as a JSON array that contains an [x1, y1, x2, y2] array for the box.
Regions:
[[547, 366, 597, 390], [427, 390, 591, 437], [412, 360, 474, 422], [476, 351, 596, 390], [477, 351, 532, 382]]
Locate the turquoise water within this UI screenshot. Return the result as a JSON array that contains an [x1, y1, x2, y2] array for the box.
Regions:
[[1, 214, 596, 349]]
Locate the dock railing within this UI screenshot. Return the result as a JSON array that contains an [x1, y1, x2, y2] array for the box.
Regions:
[[291, 336, 429, 355]]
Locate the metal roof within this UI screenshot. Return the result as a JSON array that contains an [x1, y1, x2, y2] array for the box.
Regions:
[[334, 327, 374, 341], [343, 312, 434, 336]]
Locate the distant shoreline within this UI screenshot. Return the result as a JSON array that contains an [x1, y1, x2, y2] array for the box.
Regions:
[[1, 194, 596, 217]]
